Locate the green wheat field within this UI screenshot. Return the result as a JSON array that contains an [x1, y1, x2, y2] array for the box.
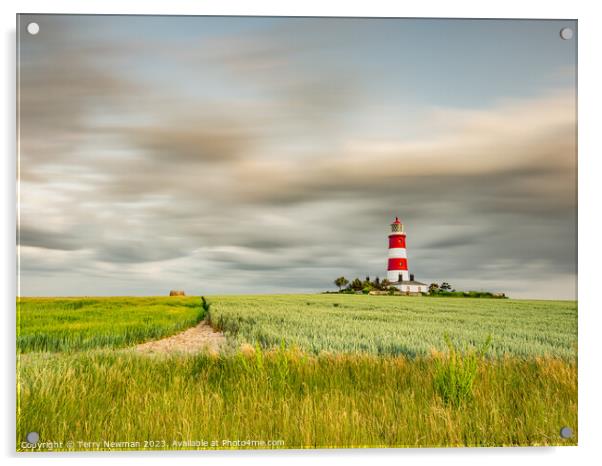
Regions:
[[16, 295, 578, 450]]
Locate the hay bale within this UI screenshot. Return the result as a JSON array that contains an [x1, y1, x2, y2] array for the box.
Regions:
[[169, 290, 186, 296]]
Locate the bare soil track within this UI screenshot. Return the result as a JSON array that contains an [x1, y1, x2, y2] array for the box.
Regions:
[[135, 321, 225, 354]]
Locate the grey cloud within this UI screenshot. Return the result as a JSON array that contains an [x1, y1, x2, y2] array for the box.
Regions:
[[93, 241, 192, 264], [236, 238, 290, 251], [423, 232, 488, 250], [18, 226, 84, 251], [17, 16, 576, 299]]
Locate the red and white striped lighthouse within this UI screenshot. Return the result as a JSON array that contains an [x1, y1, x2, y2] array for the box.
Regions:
[[387, 216, 410, 282]]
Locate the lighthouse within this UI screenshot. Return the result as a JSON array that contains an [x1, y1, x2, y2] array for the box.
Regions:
[[386, 217, 427, 293], [387, 217, 409, 282]]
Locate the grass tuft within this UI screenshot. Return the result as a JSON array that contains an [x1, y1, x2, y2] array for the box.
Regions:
[[434, 334, 492, 407]]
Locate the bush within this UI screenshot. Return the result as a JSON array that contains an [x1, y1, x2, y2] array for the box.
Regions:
[[434, 334, 492, 407], [199, 296, 211, 322], [429, 290, 505, 299]]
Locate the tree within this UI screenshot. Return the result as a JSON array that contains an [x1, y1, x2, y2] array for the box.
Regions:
[[351, 278, 364, 291], [381, 278, 391, 290], [374, 276, 381, 289], [334, 276, 349, 292], [440, 282, 452, 291], [428, 283, 440, 294]]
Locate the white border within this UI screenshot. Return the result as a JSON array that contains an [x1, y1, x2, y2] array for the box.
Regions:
[[3, 1, 601, 465]]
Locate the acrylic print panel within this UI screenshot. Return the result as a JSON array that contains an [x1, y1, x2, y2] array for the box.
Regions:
[[16, 15, 577, 451]]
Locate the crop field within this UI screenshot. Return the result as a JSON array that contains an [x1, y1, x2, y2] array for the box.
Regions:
[[17, 295, 578, 450], [17, 297, 205, 352], [209, 295, 578, 359]]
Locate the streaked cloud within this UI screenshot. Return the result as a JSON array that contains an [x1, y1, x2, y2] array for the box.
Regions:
[[17, 15, 577, 298]]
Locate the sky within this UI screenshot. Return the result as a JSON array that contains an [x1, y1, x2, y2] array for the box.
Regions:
[[17, 15, 577, 299]]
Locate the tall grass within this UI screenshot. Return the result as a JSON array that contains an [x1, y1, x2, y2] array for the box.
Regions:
[[17, 348, 577, 450], [209, 295, 577, 359], [17, 297, 205, 352], [434, 334, 492, 407]]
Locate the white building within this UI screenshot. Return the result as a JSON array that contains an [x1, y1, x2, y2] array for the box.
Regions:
[[394, 279, 428, 294]]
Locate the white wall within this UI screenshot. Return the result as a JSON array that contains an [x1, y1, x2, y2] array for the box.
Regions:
[[387, 270, 410, 282], [398, 284, 426, 293]]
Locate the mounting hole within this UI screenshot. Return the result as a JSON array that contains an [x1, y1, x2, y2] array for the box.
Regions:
[[26, 431, 40, 443], [27, 22, 40, 35], [559, 27, 573, 40], [560, 426, 573, 439]]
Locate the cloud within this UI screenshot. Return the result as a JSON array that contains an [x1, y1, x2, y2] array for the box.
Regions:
[[423, 232, 488, 250], [17, 16, 577, 298], [18, 226, 84, 251], [18, 16, 144, 185]]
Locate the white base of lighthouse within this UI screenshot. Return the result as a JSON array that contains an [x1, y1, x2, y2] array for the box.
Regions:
[[388, 270, 410, 282]]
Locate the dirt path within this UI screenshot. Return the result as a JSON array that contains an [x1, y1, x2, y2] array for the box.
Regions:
[[135, 321, 225, 354]]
